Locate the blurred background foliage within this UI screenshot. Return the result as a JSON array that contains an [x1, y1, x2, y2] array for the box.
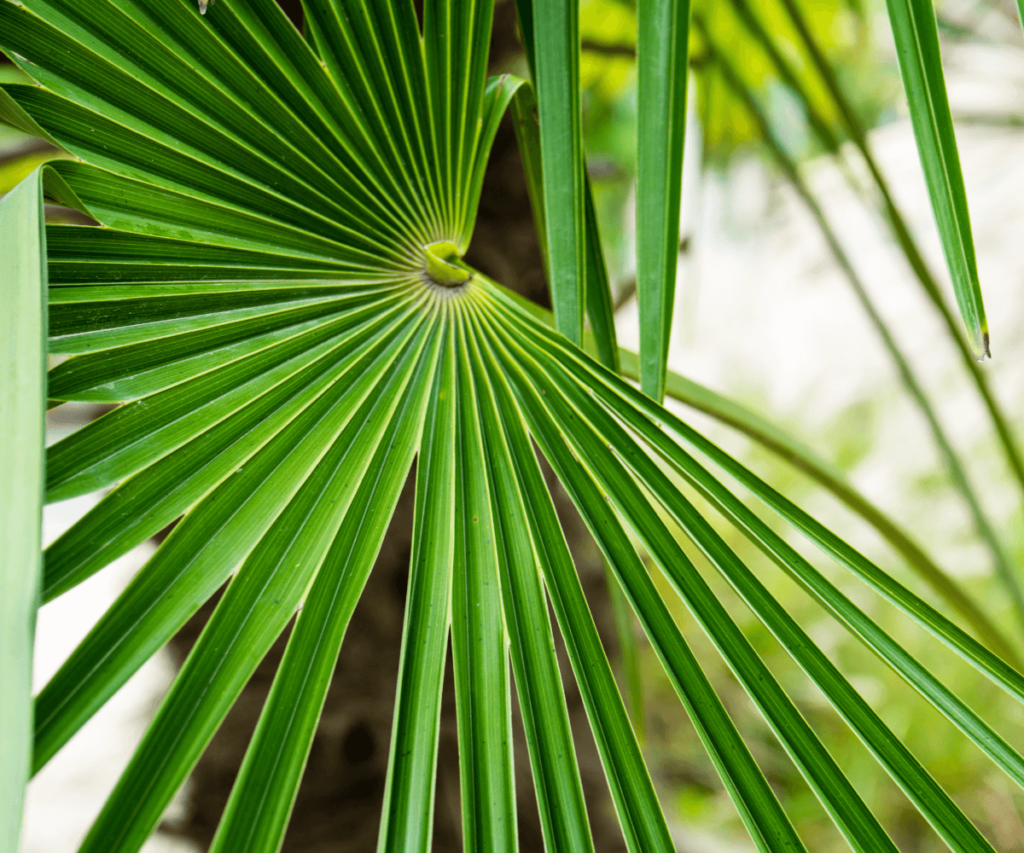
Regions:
[[10, 0, 1024, 849]]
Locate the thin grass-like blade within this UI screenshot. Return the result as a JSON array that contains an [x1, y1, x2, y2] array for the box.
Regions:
[[208, 324, 439, 853], [377, 324, 457, 853], [636, 0, 691, 401], [529, 0, 585, 344], [466, 316, 595, 853], [450, 307, 517, 853], [475, 321, 674, 853], [0, 169, 46, 853], [884, 0, 988, 358], [77, 325, 434, 853]]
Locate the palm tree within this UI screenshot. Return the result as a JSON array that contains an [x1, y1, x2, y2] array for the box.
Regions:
[[2, 1, 1021, 851]]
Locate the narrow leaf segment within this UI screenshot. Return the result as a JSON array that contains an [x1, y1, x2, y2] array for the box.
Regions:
[[885, 0, 989, 358], [0, 168, 46, 853], [530, 0, 586, 344], [637, 0, 692, 400]]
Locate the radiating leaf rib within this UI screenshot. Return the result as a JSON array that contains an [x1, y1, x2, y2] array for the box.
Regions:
[[636, 0, 691, 402], [77, 322, 435, 853], [423, 0, 457, 237], [303, 0, 441, 241], [44, 161, 385, 266], [43, 302, 419, 601], [40, 0, 407, 233], [8, 85, 399, 266], [0, 2, 409, 254], [33, 311, 429, 773], [371, 0, 445, 227], [473, 318, 675, 853], [489, 286, 1024, 723], [450, 305, 517, 853], [523, 347, 999, 853], [209, 321, 440, 853], [884, 0, 987, 358], [45, 294, 412, 502], [378, 323, 457, 853], [33, 0, 409, 236], [0, 170, 46, 853], [333, 0, 442, 237], [207, 0, 383, 181], [616, 348, 1017, 668], [448, 1, 497, 242], [477, 302, 803, 853], [203, 0, 430, 240], [483, 305, 901, 853], [530, 0, 585, 344], [47, 226, 352, 285], [464, 315, 595, 853], [48, 283, 374, 355], [47, 286, 395, 402]]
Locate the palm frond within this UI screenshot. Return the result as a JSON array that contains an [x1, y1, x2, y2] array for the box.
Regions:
[[1, 1, 1020, 852]]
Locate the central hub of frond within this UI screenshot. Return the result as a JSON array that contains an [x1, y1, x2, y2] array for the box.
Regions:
[[422, 241, 472, 289]]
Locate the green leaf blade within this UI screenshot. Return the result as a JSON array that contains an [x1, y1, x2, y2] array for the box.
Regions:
[[530, 0, 585, 345], [378, 322, 457, 853], [450, 306, 517, 853], [209, 322, 439, 853], [475, 311, 674, 853], [466, 313, 595, 853], [0, 169, 46, 853], [636, 0, 691, 401], [884, 0, 988, 358]]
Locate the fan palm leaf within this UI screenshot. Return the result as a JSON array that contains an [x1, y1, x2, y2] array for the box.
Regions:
[[1, 1, 1019, 851]]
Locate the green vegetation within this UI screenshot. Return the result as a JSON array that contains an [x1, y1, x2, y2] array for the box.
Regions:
[[3, 0, 1023, 850]]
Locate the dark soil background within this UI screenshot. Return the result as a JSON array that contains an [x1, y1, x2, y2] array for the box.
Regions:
[[162, 3, 629, 850]]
